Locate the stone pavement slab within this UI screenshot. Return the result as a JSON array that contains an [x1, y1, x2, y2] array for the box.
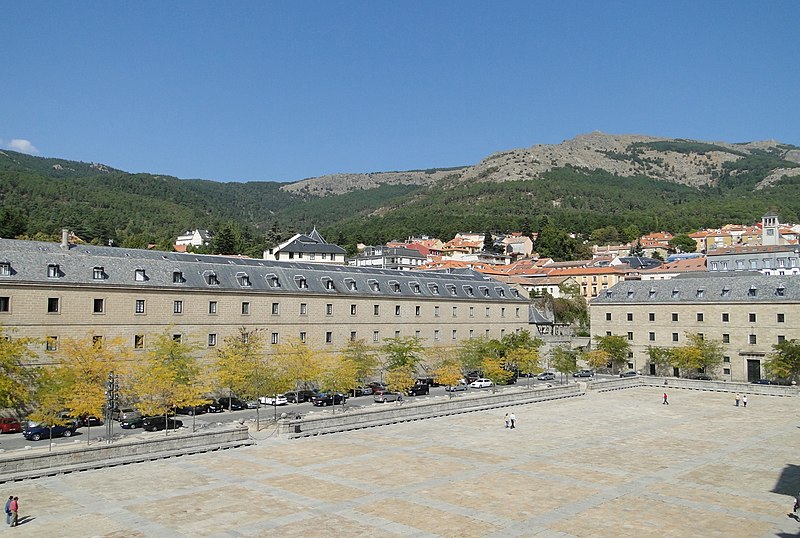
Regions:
[[2, 387, 799, 537]]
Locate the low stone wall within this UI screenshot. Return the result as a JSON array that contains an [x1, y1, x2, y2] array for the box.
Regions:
[[589, 376, 799, 397], [280, 384, 583, 438], [0, 424, 252, 483]]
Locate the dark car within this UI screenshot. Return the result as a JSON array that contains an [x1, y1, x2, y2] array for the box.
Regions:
[[687, 373, 712, 380], [176, 404, 208, 415], [22, 421, 77, 441], [285, 390, 317, 403], [311, 392, 347, 406], [751, 379, 773, 385], [77, 415, 103, 427], [0, 418, 22, 434], [120, 416, 144, 429], [573, 370, 594, 378], [142, 416, 183, 432], [367, 382, 388, 394], [406, 384, 430, 396], [416, 377, 440, 387], [619, 370, 638, 378], [217, 397, 246, 411], [537, 372, 556, 381], [205, 401, 224, 413]]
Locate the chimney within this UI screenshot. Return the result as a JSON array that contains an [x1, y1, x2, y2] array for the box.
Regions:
[[61, 229, 70, 250]]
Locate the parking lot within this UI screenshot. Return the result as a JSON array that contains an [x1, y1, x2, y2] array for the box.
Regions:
[[3, 386, 799, 537]]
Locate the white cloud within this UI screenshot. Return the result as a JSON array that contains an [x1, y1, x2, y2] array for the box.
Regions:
[[5, 138, 40, 154]]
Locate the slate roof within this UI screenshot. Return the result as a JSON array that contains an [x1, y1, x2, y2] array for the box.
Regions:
[[590, 272, 800, 305], [0, 238, 526, 303]]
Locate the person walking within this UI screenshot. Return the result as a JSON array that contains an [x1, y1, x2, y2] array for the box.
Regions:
[[504, 413, 509, 428], [509, 412, 516, 429], [735, 393, 740, 407], [742, 395, 748, 408], [663, 392, 669, 405], [4, 496, 12, 526], [8, 497, 18, 527]]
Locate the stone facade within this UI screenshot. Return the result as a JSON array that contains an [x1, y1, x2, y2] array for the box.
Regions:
[[589, 273, 800, 382], [0, 238, 530, 365]]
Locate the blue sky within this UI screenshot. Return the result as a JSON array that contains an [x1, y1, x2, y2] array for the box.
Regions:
[[2, 2, 798, 183]]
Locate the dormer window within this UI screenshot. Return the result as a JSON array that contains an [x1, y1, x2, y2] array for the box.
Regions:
[[134, 269, 147, 282], [671, 288, 679, 298], [173, 271, 185, 284], [266, 274, 280, 288], [463, 286, 474, 297], [696, 289, 704, 298], [295, 275, 308, 289], [480, 286, 490, 297], [369, 279, 380, 292], [428, 283, 439, 294], [747, 285, 757, 297], [236, 272, 251, 287], [321, 277, 335, 290], [447, 284, 457, 296], [0, 262, 11, 277], [389, 280, 401, 293], [605, 290, 612, 298], [204, 271, 219, 286], [776, 285, 785, 297], [410, 282, 421, 294], [344, 278, 357, 291], [93, 266, 105, 280], [627, 290, 634, 298], [721, 286, 730, 297], [47, 264, 61, 278], [649, 288, 656, 298], [496, 287, 505, 297], [512, 289, 520, 298]]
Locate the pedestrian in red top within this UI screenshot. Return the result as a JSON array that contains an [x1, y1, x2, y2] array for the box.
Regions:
[[8, 497, 18, 527], [663, 392, 669, 405]]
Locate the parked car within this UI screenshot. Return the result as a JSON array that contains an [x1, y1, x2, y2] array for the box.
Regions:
[[217, 397, 246, 411], [259, 395, 288, 406], [0, 417, 22, 434], [686, 373, 712, 380], [619, 370, 638, 378], [751, 379, 772, 385], [406, 384, 430, 396], [205, 400, 224, 413], [311, 392, 347, 406], [77, 415, 103, 427], [469, 378, 493, 388], [573, 370, 594, 378], [373, 391, 402, 403], [351, 386, 374, 397], [120, 416, 144, 429], [537, 372, 556, 381], [113, 408, 141, 422], [142, 416, 183, 432], [22, 421, 77, 441], [285, 390, 317, 403], [367, 382, 388, 394], [245, 400, 260, 409], [416, 377, 440, 387], [175, 404, 208, 416], [444, 383, 468, 392]]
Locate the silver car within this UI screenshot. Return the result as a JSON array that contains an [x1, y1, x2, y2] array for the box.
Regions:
[[373, 391, 402, 403]]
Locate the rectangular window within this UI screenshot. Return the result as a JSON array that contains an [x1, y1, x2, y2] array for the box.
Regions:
[[173, 300, 183, 314], [469, 329, 474, 339], [47, 264, 60, 278], [241, 302, 250, 315], [325, 331, 333, 344], [271, 302, 279, 315], [415, 330, 420, 338], [416, 305, 421, 316], [271, 332, 279, 345], [208, 333, 217, 347], [486, 307, 491, 318], [452, 306, 457, 317], [723, 356, 730, 363], [627, 313, 633, 322], [749, 313, 756, 323], [134, 334, 144, 349], [299, 303, 307, 315], [350, 331, 357, 341], [501, 307, 505, 318], [696, 313, 703, 322], [671, 313, 678, 322], [173, 334, 182, 342], [778, 335, 786, 343], [173, 271, 185, 283], [722, 313, 729, 322], [326, 304, 333, 315], [373, 331, 380, 342], [46, 336, 58, 351], [135, 299, 145, 314], [0, 296, 9, 313], [93, 267, 104, 280], [93, 298, 104, 313], [394, 330, 400, 338], [47, 297, 60, 313], [299, 332, 307, 343], [649, 332, 655, 341], [0, 262, 10, 276], [649, 313, 655, 322], [723, 368, 731, 375], [434, 306, 440, 317], [373, 304, 380, 316], [722, 333, 730, 343], [209, 301, 217, 314], [777, 313, 785, 323], [135, 269, 147, 282], [395, 305, 401, 316], [350, 304, 357, 316], [672, 333, 679, 342], [434, 329, 440, 341], [749, 334, 757, 345], [515, 307, 520, 318], [606, 312, 612, 321], [91, 335, 103, 347], [452, 329, 457, 340], [627, 332, 633, 340], [469, 306, 474, 318]]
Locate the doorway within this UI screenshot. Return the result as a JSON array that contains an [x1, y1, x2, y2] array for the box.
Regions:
[[746, 359, 761, 382]]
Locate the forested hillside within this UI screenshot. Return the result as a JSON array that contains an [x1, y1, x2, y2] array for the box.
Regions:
[[1, 132, 799, 259]]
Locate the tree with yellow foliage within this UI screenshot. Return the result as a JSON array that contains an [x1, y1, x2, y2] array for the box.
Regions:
[[384, 366, 415, 401], [274, 338, 323, 399], [432, 353, 463, 398], [0, 327, 37, 414], [481, 357, 513, 392], [214, 328, 265, 408], [316, 352, 359, 413]]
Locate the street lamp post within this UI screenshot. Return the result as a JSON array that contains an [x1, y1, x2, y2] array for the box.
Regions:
[[105, 372, 119, 444]]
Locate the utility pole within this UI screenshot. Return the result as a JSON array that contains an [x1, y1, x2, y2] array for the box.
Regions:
[[105, 371, 119, 444]]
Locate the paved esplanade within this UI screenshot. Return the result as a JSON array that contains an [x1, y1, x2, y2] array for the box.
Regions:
[[4, 387, 799, 537]]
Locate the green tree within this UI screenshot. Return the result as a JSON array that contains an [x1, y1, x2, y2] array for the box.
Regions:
[[340, 339, 380, 394], [214, 328, 265, 404], [381, 337, 425, 373], [274, 338, 323, 398], [670, 333, 723, 378], [28, 368, 71, 452], [384, 366, 415, 398], [432, 354, 464, 397], [621, 224, 641, 243], [590, 225, 620, 245], [551, 346, 578, 383], [764, 339, 800, 384], [317, 353, 359, 412], [0, 328, 38, 413], [594, 334, 631, 372], [646, 346, 673, 376], [668, 233, 697, 253]]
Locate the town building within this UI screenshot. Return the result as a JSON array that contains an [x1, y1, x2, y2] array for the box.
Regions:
[[351, 246, 427, 270], [263, 228, 346, 264], [0, 236, 530, 366], [175, 229, 212, 249], [589, 273, 800, 382]]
